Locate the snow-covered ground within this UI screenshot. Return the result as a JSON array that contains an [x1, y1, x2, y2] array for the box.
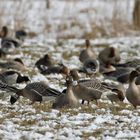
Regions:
[[0, 0, 140, 139], [0, 36, 140, 139]]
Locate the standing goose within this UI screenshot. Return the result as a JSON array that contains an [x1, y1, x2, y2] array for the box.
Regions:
[[126, 70, 140, 108], [79, 39, 96, 63], [70, 70, 110, 105], [52, 75, 79, 109], [0, 81, 62, 104]]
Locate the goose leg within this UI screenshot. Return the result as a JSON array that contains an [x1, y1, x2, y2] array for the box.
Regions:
[[81, 100, 85, 104], [90, 74, 95, 79], [95, 100, 99, 106]]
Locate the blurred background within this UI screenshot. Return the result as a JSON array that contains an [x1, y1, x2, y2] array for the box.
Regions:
[[0, 0, 140, 39]]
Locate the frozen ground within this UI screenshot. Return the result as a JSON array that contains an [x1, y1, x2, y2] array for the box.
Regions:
[[0, 36, 140, 139], [0, 0, 140, 139]]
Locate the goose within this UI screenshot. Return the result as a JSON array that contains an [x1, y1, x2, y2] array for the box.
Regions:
[[103, 67, 134, 83], [40, 63, 69, 76], [107, 84, 125, 103], [35, 54, 54, 72], [98, 47, 120, 65], [0, 81, 62, 104], [79, 39, 96, 63], [113, 59, 140, 68], [0, 26, 8, 38], [15, 29, 27, 41], [126, 70, 140, 108], [70, 69, 110, 105], [0, 70, 30, 85], [0, 58, 27, 71], [80, 58, 99, 76], [52, 75, 79, 109]]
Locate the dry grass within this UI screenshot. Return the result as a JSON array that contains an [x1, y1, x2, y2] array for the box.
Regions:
[[0, 0, 139, 39], [82, 129, 104, 139]]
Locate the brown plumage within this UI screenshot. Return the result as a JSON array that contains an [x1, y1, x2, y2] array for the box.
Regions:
[[0, 26, 8, 38], [52, 75, 79, 109], [79, 39, 96, 63], [41, 63, 69, 76], [98, 47, 120, 65], [126, 71, 140, 108], [99, 63, 116, 74], [35, 54, 54, 72], [70, 70, 110, 105], [107, 86, 125, 104], [0, 58, 27, 71]]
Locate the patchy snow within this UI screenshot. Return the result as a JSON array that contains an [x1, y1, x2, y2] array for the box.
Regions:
[[1, 33, 140, 139], [0, 0, 140, 139]]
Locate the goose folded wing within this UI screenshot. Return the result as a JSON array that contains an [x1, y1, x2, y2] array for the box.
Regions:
[[26, 89, 42, 102], [40, 87, 62, 97], [78, 79, 108, 91]]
